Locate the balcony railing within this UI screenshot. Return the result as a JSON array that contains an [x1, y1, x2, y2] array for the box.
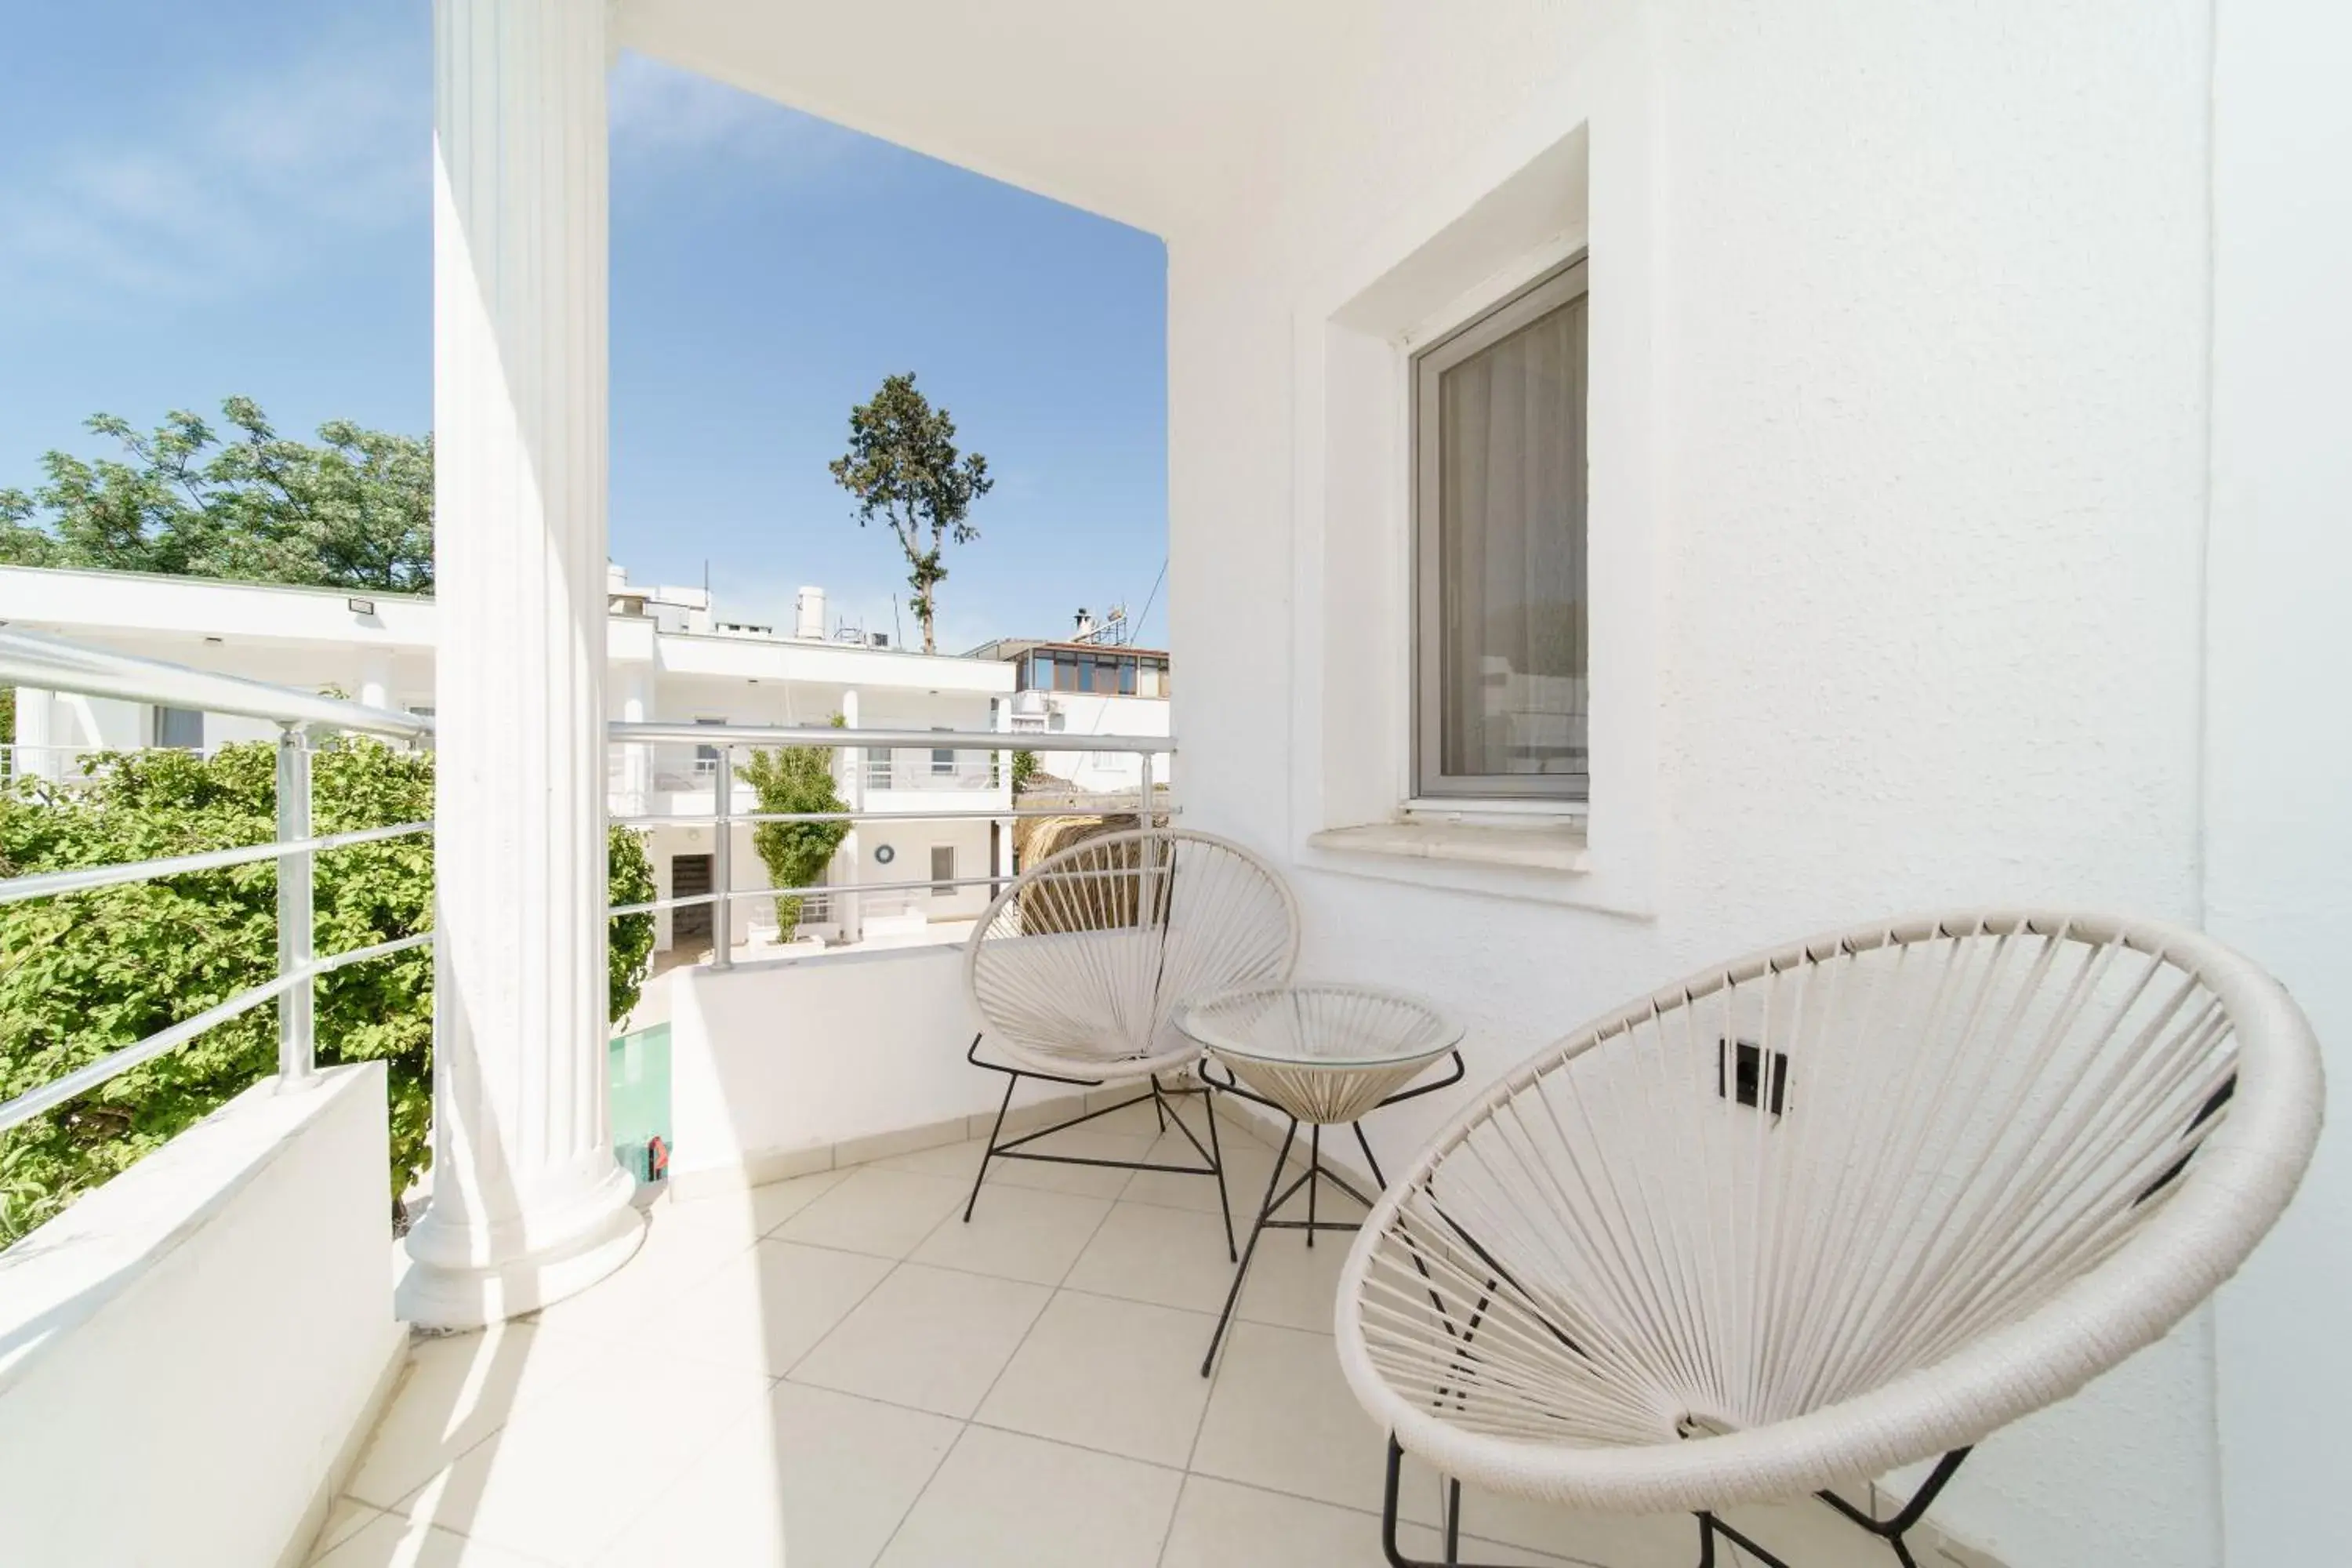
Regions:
[[862, 750, 1000, 792], [0, 627, 1174, 1138]]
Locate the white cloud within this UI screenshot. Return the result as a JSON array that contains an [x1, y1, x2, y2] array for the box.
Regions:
[[0, 42, 426, 313], [0, 39, 869, 315]]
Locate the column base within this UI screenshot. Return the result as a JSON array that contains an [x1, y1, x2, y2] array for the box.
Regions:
[[396, 1163, 644, 1330]]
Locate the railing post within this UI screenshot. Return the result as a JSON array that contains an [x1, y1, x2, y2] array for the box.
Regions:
[[710, 740, 733, 971], [275, 722, 316, 1087]]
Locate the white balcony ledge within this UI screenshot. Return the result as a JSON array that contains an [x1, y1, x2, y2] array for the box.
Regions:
[[1, 1065, 401, 1568], [1308, 818, 1591, 874]]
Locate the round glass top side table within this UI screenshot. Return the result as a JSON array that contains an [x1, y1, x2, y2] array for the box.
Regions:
[[1176, 982, 1465, 1377]]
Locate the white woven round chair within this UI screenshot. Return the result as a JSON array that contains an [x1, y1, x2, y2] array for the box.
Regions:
[[959, 828, 1299, 1237], [1336, 911, 2323, 1568]]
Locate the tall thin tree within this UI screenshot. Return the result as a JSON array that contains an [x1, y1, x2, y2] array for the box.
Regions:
[[827, 373, 993, 655]]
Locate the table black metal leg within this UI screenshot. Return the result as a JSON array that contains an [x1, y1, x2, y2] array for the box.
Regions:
[[1308, 1123, 1320, 1246], [1203, 1082, 1237, 1261], [1201, 1117, 1299, 1377]]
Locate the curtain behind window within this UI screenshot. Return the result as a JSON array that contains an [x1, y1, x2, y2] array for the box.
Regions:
[[1436, 293, 1588, 782]]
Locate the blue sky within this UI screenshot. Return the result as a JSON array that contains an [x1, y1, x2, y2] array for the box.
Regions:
[[0, 2, 1169, 654]]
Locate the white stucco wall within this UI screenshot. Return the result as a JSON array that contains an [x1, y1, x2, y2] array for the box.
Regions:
[[2203, 5, 2352, 1565], [0, 1065, 401, 1568], [1025, 691, 1173, 794], [666, 945, 1069, 1184], [1165, 5, 2236, 1565]]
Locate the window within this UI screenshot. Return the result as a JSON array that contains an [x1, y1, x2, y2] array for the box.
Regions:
[[1414, 257, 1589, 800], [693, 717, 726, 775], [1054, 655, 1083, 693], [1118, 658, 1137, 695], [931, 728, 955, 777], [151, 706, 203, 750], [930, 844, 956, 896]]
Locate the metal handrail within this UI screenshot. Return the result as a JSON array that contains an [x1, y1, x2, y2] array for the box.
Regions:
[[0, 630, 1175, 1137], [0, 821, 432, 906], [610, 721, 1163, 753], [0, 628, 431, 740]]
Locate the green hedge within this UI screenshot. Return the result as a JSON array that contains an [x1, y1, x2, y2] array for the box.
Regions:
[[0, 739, 654, 1245]]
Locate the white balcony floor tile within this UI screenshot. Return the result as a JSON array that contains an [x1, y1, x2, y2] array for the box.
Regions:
[[592, 1382, 960, 1568], [906, 1183, 1112, 1284], [308, 1498, 387, 1562], [1076, 1096, 1174, 1139], [387, 1341, 771, 1563], [1189, 1319, 1401, 1515], [1161, 1475, 1582, 1568], [974, 1290, 1218, 1465], [1232, 1210, 1363, 1334], [882, 1129, 1158, 1199], [314, 1507, 559, 1566], [1061, 1198, 1237, 1313], [324, 1155, 1911, 1568], [1120, 1123, 1259, 1214], [347, 1321, 610, 1509], [637, 1238, 893, 1377], [786, 1261, 1051, 1417], [873, 1425, 1183, 1568], [770, 1167, 970, 1258]]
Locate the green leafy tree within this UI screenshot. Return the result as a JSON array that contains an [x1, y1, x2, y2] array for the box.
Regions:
[[0, 740, 654, 1244], [736, 721, 851, 940], [0, 397, 434, 593], [1011, 748, 1040, 792], [827, 373, 993, 655]]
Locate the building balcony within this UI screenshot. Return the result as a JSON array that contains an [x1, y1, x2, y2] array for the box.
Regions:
[[2, 0, 2343, 1560]]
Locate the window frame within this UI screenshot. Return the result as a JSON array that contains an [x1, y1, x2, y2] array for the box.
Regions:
[[929, 843, 956, 897], [1410, 253, 1591, 804], [151, 705, 205, 750], [691, 715, 727, 775]]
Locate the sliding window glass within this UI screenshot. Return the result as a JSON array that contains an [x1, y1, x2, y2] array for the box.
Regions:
[[1413, 258, 1588, 800]]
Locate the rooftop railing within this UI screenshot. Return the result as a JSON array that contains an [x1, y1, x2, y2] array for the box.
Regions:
[[0, 628, 1173, 1137]]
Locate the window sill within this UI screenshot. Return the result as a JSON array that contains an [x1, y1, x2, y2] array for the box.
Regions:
[[1306, 819, 1590, 874]]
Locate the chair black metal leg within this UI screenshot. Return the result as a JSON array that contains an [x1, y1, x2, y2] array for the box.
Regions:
[[1202, 1117, 1299, 1377], [1355, 1120, 1388, 1189], [1694, 1512, 1796, 1568], [1379, 1437, 1522, 1568], [965, 1040, 1013, 1224]]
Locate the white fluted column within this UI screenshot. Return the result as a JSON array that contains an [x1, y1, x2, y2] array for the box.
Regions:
[[358, 648, 395, 712], [401, 0, 640, 1328], [619, 666, 653, 814], [13, 687, 55, 782]]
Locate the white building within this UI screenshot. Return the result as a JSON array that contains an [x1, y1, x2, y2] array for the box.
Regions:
[[0, 561, 1019, 952], [969, 627, 1174, 797], [0, 5, 2345, 1568]]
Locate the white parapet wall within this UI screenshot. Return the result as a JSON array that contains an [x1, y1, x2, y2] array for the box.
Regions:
[[0, 1065, 404, 1568], [668, 944, 1081, 1188]]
